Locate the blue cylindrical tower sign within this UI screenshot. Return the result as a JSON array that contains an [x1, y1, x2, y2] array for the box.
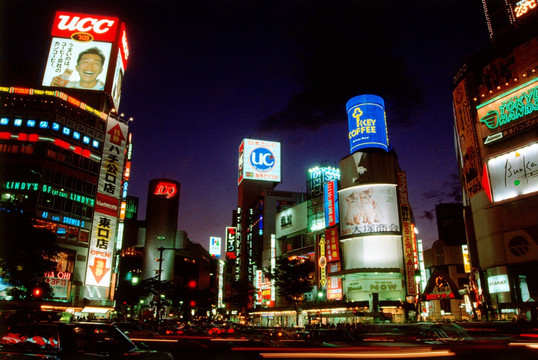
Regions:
[[346, 94, 389, 153]]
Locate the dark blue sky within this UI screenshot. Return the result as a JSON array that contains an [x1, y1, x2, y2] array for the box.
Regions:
[[1, 0, 490, 250]]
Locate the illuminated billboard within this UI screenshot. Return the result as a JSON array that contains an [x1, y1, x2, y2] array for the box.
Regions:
[[477, 77, 538, 144], [346, 94, 389, 153], [486, 142, 538, 202], [210, 236, 221, 257], [324, 180, 339, 227], [307, 166, 340, 198], [341, 235, 403, 269], [488, 274, 510, 294], [42, 11, 128, 98], [225, 227, 236, 259], [512, 0, 538, 20], [85, 116, 127, 295], [238, 139, 281, 184], [338, 184, 399, 237], [42, 12, 119, 91]]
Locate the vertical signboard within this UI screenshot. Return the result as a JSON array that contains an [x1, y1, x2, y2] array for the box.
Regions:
[[346, 94, 389, 153], [325, 227, 340, 263], [324, 180, 339, 227], [217, 260, 225, 308], [111, 23, 129, 110], [397, 171, 417, 296], [453, 79, 483, 199], [225, 227, 236, 259], [85, 116, 127, 298], [318, 234, 327, 288]]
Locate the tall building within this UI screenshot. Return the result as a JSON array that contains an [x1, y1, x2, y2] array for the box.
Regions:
[[0, 10, 130, 314], [250, 95, 421, 326], [453, 2, 537, 321]]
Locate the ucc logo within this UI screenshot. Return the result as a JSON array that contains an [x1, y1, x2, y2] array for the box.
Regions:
[[250, 147, 275, 172], [57, 15, 116, 34]]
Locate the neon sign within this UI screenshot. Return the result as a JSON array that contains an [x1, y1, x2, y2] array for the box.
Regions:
[[478, 78, 538, 130], [514, 0, 537, 19], [4, 181, 94, 206], [153, 181, 178, 199]]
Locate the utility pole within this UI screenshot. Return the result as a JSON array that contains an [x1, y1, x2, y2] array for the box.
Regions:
[[155, 245, 177, 328]]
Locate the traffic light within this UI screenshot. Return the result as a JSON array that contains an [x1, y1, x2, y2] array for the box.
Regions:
[[32, 287, 43, 299]]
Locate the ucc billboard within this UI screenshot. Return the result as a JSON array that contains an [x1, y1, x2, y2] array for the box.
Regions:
[[238, 139, 281, 184]]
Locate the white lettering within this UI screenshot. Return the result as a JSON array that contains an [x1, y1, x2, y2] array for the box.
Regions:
[[57, 15, 115, 34]]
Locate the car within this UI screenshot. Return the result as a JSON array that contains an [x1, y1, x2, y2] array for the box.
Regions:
[[114, 321, 157, 339], [0, 321, 173, 359]]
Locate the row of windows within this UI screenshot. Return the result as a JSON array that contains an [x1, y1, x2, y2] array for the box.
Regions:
[[41, 166, 97, 196], [0, 143, 35, 155], [34, 218, 90, 246], [0, 95, 106, 132], [37, 192, 94, 219]]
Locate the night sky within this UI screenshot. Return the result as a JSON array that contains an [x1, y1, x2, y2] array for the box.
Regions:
[[1, 0, 490, 250]]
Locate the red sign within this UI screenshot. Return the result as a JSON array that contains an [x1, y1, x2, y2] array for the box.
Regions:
[[52, 11, 119, 42], [95, 192, 119, 217], [89, 257, 110, 284], [119, 23, 129, 69], [425, 292, 455, 300], [325, 227, 340, 262], [154, 182, 178, 199]]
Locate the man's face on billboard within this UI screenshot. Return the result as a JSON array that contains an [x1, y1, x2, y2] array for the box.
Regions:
[[76, 53, 103, 84]]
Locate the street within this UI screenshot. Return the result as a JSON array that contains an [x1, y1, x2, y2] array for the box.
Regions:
[[132, 335, 538, 360]]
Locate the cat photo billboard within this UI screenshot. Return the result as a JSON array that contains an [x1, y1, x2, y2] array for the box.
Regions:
[[346, 94, 389, 153], [339, 184, 399, 238]]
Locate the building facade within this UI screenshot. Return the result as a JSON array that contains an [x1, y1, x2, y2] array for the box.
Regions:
[[453, 1, 538, 321]]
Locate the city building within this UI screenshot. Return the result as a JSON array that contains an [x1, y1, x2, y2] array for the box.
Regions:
[[116, 180, 218, 323], [245, 95, 421, 326], [0, 10, 130, 316], [453, 1, 538, 321], [421, 203, 470, 321]]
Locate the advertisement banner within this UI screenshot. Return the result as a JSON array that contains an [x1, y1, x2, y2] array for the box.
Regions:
[[238, 139, 281, 184], [85, 214, 116, 286], [43, 11, 125, 94], [487, 142, 538, 202], [327, 276, 343, 300], [210, 236, 221, 257], [225, 227, 236, 259], [398, 171, 417, 295], [345, 278, 403, 293], [346, 94, 389, 153], [342, 235, 402, 269], [85, 116, 127, 293], [477, 78, 538, 137], [324, 180, 339, 227], [325, 227, 340, 263], [339, 184, 399, 237], [453, 79, 483, 199], [307, 166, 340, 198]]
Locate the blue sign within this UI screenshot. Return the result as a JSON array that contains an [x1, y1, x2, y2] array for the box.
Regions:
[[250, 147, 275, 172], [346, 94, 389, 153]]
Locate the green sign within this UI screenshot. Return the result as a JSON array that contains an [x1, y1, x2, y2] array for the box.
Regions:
[[4, 181, 95, 206]]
